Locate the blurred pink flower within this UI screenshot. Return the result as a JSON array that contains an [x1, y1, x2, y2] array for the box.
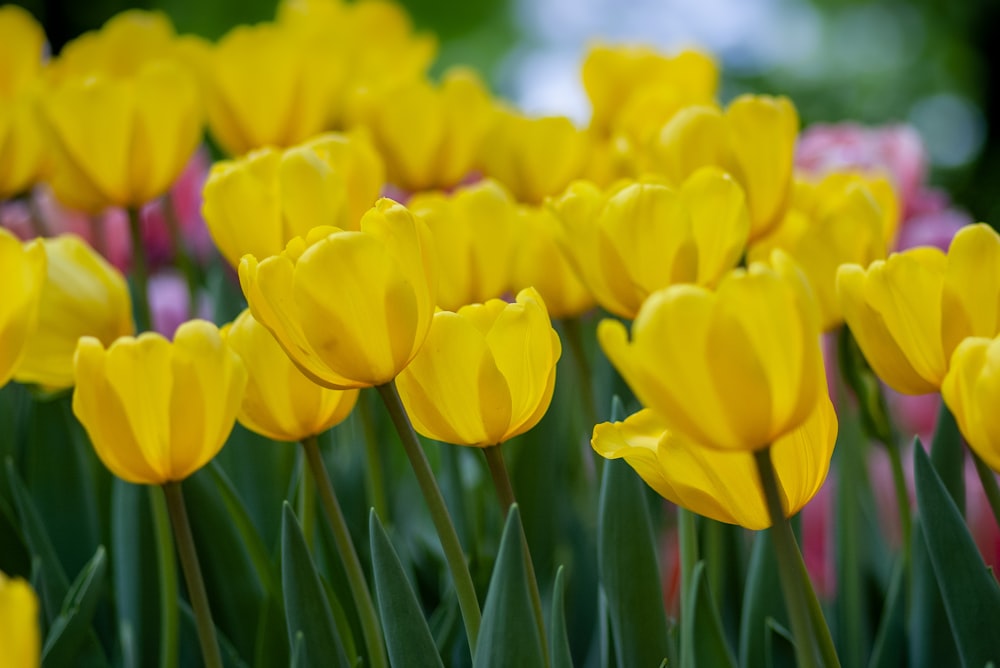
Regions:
[[148, 271, 213, 338]]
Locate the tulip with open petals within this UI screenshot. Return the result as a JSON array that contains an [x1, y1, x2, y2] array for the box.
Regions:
[[396, 288, 561, 447], [0, 229, 46, 388], [72, 320, 247, 485]]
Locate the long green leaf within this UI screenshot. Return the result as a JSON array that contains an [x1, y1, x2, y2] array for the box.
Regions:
[[688, 562, 736, 668], [597, 458, 670, 668], [738, 531, 786, 668], [930, 403, 965, 513], [42, 546, 108, 667], [280, 503, 350, 668], [764, 619, 796, 668], [914, 443, 1000, 666], [549, 567, 574, 668], [369, 509, 443, 668], [868, 556, 907, 668], [473, 505, 545, 668]]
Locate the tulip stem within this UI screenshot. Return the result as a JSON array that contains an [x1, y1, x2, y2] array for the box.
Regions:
[[970, 447, 1000, 528], [483, 444, 550, 664], [885, 438, 913, 550], [297, 452, 316, 550], [162, 482, 223, 668], [163, 193, 201, 320], [376, 381, 482, 656], [754, 447, 835, 668], [359, 395, 390, 521], [301, 435, 388, 668], [149, 487, 179, 668], [562, 317, 603, 479], [677, 507, 698, 668], [127, 207, 152, 332]]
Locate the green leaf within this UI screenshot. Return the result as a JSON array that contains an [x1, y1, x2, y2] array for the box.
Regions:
[[868, 556, 907, 668], [930, 403, 965, 513], [914, 443, 1000, 667], [473, 505, 546, 668], [763, 619, 796, 668], [42, 546, 107, 667], [687, 562, 736, 668], [280, 503, 350, 668], [909, 518, 958, 668], [369, 509, 443, 668], [549, 566, 573, 668], [597, 458, 670, 668], [738, 530, 786, 668]]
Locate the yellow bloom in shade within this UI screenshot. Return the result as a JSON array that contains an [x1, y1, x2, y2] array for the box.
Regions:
[[551, 168, 750, 319], [0, 229, 46, 389], [942, 336, 1000, 473], [203, 132, 384, 268], [14, 236, 134, 389], [510, 205, 595, 319], [750, 172, 894, 331], [240, 199, 437, 390], [190, 21, 344, 156], [592, 393, 836, 529], [0, 572, 40, 668], [649, 95, 799, 241], [224, 309, 359, 442], [40, 61, 202, 212], [0, 5, 48, 198], [346, 68, 495, 191], [72, 320, 247, 486], [396, 288, 562, 447], [409, 179, 516, 310], [599, 250, 823, 452], [837, 223, 1000, 395], [479, 108, 590, 204]]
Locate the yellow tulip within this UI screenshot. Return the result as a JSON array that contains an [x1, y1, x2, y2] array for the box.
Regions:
[[479, 108, 590, 204], [224, 309, 358, 442], [72, 320, 247, 485], [649, 95, 799, 241], [837, 223, 1000, 395], [203, 131, 384, 268], [40, 61, 202, 213], [0, 229, 46, 388], [14, 235, 134, 389], [0, 5, 48, 198], [0, 572, 39, 668], [346, 68, 495, 191], [550, 168, 749, 319], [192, 21, 343, 156], [409, 179, 516, 310], [942, 336, 1000, 473], [396, 288, 561, 446], [582, 44, 718, 141], [240, 198, 437, 390], [750, 172, 894, 331], [599, 250, 823, 452], [510, 204, 595, 319], [592, 393, 836, 530]]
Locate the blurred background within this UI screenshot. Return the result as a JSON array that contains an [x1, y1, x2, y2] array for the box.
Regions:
[[11, 0, 1000, 224]]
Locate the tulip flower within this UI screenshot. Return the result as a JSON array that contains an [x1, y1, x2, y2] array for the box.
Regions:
[[224, 309, 359, 442], [239, 198, 436, 390], [510, 204, 595, 319], [396, 288, 562, 447], [479, 108, 590, 204], [551, 168, 749, 319], [408, 179, 516, 310], [345, 68, 495, 192], [749, 172, 894, 331], [0, 229, 46, 388], [0, 571, 39, 668], [649, 95, 799, 241], [943, 336, 1000, 473], [14, 235, 133, 389], [40, 61, 202, 213], [203, 132, 384, 268], [592, 392, 836, 529], [837, 222, 1000, 395], [72, 319, 246, 485], [599, 249, 823, 452], [0, 5, 48, 199]]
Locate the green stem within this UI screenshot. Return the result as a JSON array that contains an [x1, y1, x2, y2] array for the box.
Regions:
[[127, 208, 152, 332], [375, 381, 482, 656], [359, 395, 389, 521], [562, 317, 603, 480], [162, 482, 222, 668], [297, 451, 316, 550], [970, 447, 1000, 528], [301, 435, 388, 668], [885, 438, 913, 551], [483, 444, 549, 665], [677, 507, 698, 668], [162, 193, 201, 319], [753, 447, 824, 668], [149, 487, 179, 668]]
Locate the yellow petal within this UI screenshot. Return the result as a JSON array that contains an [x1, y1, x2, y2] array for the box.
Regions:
[[942, 223, 1000, 358], [0, 573, 40, 668], [678, 167, 750, 286], [0, 232, 45, 387], [943, 336, 1000, 472]]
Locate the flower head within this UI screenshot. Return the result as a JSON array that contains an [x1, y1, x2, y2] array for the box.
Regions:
[[0, 229, 46, 388]]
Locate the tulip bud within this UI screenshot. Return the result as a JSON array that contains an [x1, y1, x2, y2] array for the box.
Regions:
[[0, 229, 46, 388]]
